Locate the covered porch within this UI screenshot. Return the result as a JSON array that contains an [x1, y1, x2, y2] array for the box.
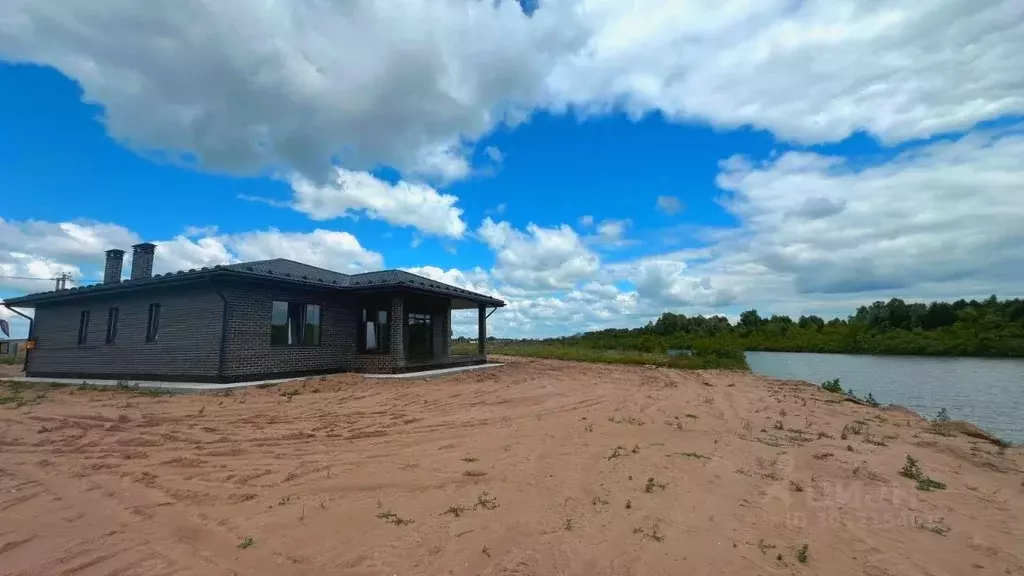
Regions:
[[351, 290, 498, 374]]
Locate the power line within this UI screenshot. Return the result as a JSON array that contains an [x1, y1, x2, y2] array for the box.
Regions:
[[0, 275, 105, 284]]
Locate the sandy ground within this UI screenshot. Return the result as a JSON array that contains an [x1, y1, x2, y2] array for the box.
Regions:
[[1, 356, 1022, 576]]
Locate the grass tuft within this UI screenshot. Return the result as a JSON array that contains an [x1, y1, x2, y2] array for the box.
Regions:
[[796, 544, 809, 563], [442, 505, 468, 517], [644, 477, 667, 492], [474, 491, 499, 510], [377, 509, 414, 526], [237, 536, 254, 549]]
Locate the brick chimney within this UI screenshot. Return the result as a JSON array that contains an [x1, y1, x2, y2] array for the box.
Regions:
[[130, 242, 156, 280], [103, 249, 125, 284]]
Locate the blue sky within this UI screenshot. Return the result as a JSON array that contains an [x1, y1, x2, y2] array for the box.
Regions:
[[2, 1, 1023, 338]]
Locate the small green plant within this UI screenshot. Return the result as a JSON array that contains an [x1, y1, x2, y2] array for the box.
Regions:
[[673, 451, 709, 460], [625, 499, 632, 509], [644, 477, 667, 492], [934, 407, 950, 423], [796, 544, 809, 563], [377, 510, 414, 526], [789, 480, 804, 492], [442, 505, 468, 517], [474, 491, 498, 510], [481, 545, 491, 557], [631, 444, 640, 454], [592, 495, 609, 505], [461, 456, 479, 463], [633, 524, 665, 542], [899, 455, 921, 478], [899, 455, 947, 491], [865, 392, 880, 408], [237, 536, 254, 549], [820, 378, 842, 394], [773, 420, 784, 430], [607, 446, 624, 460], [563, 517, 574, 531]]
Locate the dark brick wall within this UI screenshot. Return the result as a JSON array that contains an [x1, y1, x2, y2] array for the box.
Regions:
[[220, 284, 407, 377], [27, 282, 222, 378]]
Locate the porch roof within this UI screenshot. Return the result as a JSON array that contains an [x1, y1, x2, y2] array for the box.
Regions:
[[2, 258, 505, 308]]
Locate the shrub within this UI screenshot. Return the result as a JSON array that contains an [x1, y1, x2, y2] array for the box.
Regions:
[[933, 407, 950, 423], [899, 455, 946, 491], [865, 393, 880, 408], [820, 378, 843, 394]]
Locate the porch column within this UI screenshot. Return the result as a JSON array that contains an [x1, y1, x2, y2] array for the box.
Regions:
[[390, 296, 405, 369], [478, 304, 486, 355]]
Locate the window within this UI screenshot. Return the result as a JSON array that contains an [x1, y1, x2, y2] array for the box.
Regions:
[[105, 307, 119, 344], [359, 307, 389, 353], [407, 312, 433, 357], [77, 311, 90, 345], [146, 304, 161, 342], [271, 301, 322, 346]]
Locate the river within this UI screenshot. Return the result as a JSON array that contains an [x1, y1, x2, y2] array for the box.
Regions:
[[745, 351, 1024, 444]]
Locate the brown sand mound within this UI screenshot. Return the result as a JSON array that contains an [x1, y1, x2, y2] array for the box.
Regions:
[[0, 356, 1022, 575], [929, 420, 1011, 447]]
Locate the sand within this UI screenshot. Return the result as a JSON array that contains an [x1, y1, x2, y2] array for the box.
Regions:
[[1, 355, 1022, 575]]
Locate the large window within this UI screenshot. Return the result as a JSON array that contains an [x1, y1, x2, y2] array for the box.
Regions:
[[146, 304, 161, 342], [105, 307, 119, 344], [359, 307, 389, 353], [271, 301, 322, 346], [77, 311, 90, 345], [407, 312, 433, 357]]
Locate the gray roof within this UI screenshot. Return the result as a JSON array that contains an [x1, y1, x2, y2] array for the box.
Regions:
[[2, 258, 504, 307]]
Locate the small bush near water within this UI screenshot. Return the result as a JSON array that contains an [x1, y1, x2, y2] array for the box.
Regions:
[[820, 378, 843, 394]]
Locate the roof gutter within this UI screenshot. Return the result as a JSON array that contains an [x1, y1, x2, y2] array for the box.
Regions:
[[2, 303, 33, 373]]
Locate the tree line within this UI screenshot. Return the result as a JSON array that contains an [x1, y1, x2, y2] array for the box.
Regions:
[[528, 296, 1024, 358]]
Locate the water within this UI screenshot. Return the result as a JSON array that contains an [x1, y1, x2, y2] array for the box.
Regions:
[[746, 351, 1024, 444]]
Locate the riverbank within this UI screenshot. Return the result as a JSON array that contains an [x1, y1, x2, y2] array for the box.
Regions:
[[489, 344, 750, 369], [1, 356, 1021, 575]]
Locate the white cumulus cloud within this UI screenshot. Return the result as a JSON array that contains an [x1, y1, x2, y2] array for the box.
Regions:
[[289, 169, 467, 238], [478, 217, 601, 290], [3, 0, 1021, 183]]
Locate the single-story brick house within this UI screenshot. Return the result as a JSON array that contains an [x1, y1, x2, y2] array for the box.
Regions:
[[2, 243, 504, 381]]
